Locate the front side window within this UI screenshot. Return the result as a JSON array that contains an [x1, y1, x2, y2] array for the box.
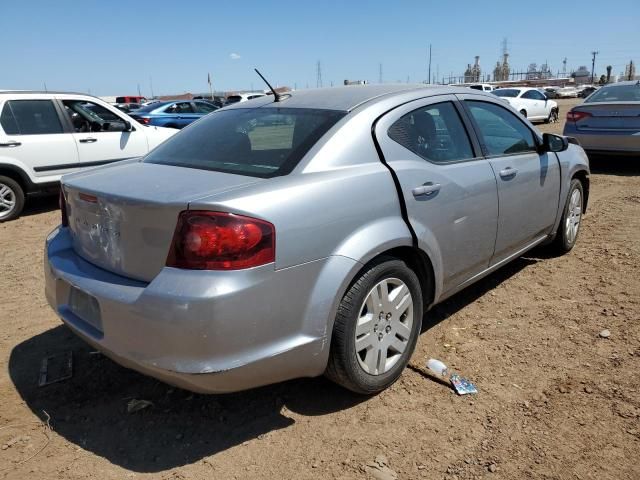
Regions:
[[165, 102, 193, 114], [521, 90, 545, 100], [63, 100, 126, 132], [2, 100, 63, 135], [388, 101, 474, 163], [466, 101, 537, 156], [144, 107, 345, 178]]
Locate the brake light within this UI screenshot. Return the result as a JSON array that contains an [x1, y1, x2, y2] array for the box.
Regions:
[[59, 189, 68, 227], [136, 117, 150, 124], [566, 111, 592, 122], [166, 211, 275, 270]]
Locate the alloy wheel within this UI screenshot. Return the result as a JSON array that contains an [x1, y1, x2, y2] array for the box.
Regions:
[[0, 183, 17, 220], [354, 278, 413, 375], [565, 188, 582, 244]]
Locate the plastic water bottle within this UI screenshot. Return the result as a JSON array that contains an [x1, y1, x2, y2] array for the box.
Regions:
[[426, 358, 449, 377]]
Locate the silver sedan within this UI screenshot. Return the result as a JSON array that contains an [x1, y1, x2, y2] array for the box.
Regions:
[[45, 85, 589, 394], [564, 81, 640, 156]]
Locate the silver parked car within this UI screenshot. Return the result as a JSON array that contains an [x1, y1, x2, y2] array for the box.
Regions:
[[45, 85, 590, 394], [563, 81, 640, 156]]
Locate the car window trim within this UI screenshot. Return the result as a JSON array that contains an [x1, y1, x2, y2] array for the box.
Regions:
[[456, 96, 542, 159], [379, 96, 486, 166], [57, 98, 135, 134]]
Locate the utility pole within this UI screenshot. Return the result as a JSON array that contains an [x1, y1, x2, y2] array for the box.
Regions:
[[379, 63, 383, 84], [316, 61, 323, 88], [137, 83, 142, 97], [591, 51, 599, 84], [149, 76, 155, 98], [428, 44, 432, 84], [562, 57, 567, 76]]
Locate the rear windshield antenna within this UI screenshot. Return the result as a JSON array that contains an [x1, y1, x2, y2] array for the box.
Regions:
[[254, 68, 288, 102]]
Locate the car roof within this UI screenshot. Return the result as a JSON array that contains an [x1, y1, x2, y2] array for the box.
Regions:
[[222, 84, 479, 112]]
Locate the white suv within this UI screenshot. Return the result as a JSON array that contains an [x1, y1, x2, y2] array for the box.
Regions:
[[0, 91, 177, 221]]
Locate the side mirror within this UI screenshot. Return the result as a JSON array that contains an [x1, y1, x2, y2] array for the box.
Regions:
[[542, 133, 569, 153], [124, 120, 132, 131]]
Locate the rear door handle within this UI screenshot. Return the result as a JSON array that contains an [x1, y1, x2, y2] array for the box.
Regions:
[[412, 183, 441, 197], [79, 137, 98, 143], [0, 141, 21, 147], [499, 167, 518, 178]]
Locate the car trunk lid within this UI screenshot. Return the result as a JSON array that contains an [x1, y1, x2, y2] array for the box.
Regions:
[[63, 161, 262, 282], [574, 103, 640, 131]]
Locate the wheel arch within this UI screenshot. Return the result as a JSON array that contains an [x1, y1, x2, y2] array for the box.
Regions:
[[572, 169, 589, 212], [0, 163, 32, 193]]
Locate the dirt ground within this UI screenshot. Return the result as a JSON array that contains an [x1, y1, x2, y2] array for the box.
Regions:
[[1, 98, 639, 480]]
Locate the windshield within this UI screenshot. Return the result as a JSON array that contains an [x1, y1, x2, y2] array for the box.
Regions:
[[226, 96, 242, 104], [493, 89, 521, 98], [144, 107, 346, 178], [586, 84, 640, 103]]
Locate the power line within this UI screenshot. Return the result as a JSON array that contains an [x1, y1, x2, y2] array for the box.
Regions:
[[379, 63, 383, 84]]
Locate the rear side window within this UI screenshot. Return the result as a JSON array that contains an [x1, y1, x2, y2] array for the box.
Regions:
[[0, 103, 19, 134], [388, 101, 474, 163], [1, 100, 63, 135], [144, 108, 345, 177], [466, 101, 536, 156]]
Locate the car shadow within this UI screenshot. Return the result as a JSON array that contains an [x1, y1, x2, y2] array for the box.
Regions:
[[8, 326, 367, 473], [22, 194, 59, 217], [9, 256, 538, 473], [588, 155, 640, 176], [421, 256, 538, 332]]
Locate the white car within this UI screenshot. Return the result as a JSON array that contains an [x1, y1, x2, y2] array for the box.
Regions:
[[225, 92, 267, 104], [468, 83, 495, 92], [492, 87, 559, 123], [555, 87, 579, 99], [0, 91, 177, 221]]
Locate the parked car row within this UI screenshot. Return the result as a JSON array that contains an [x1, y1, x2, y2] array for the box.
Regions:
[[0, 91, 177, 220], [492, 87, 559, 123]]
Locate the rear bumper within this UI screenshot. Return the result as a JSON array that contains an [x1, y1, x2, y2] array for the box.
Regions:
[[563, 125, 640, 155], [44, 227, 355, 393]]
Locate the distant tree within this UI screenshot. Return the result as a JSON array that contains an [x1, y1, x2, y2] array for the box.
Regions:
[[598, 75, 607, 85], [606, 65, 612, 83]]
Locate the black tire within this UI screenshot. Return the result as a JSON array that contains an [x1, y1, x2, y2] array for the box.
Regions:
[[545, 108, 559, 124], [551, 179, 584, 254], [0, 175, 25, 222], [325, 257, 423, 394], [519, 109, 527, 118]]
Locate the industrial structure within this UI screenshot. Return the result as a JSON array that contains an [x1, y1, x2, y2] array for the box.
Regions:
[[464, 56, 481, 83]]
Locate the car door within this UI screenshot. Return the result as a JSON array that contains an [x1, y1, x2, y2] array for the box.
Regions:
[[375, 96, 499, 294], [461, 98, 561, 265], [174, 102, 198, 128], [0, 98, 79, 177], [520, 90, 545, 120], [61, 99, 148, 165]]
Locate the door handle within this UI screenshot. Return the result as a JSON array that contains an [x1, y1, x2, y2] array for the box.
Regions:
[[499, 167, 518, 178], [0, 141, 21, 147], [412, 183, 441, 197], [79, 138, 98, 143]]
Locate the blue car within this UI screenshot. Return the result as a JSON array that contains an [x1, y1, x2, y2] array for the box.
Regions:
[[129, 100, 219, 129]]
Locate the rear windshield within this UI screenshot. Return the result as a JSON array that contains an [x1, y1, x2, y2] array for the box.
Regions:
[[226, 96, 242, 103], [144, 107, 346, 178], [469, 85, 483, 90], [585, 84, 640, 103], [134, 102, 169, 113], [493, 89, 520, 98]]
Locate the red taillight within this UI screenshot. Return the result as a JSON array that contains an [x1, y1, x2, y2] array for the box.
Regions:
[[166, 211, 275, 270], [59, 189, 68, 227], [139, 117, 150, 124], [566, 110, 592, 122]]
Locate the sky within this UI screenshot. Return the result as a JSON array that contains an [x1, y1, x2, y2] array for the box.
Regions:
[[1, 0, 639, 96]]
